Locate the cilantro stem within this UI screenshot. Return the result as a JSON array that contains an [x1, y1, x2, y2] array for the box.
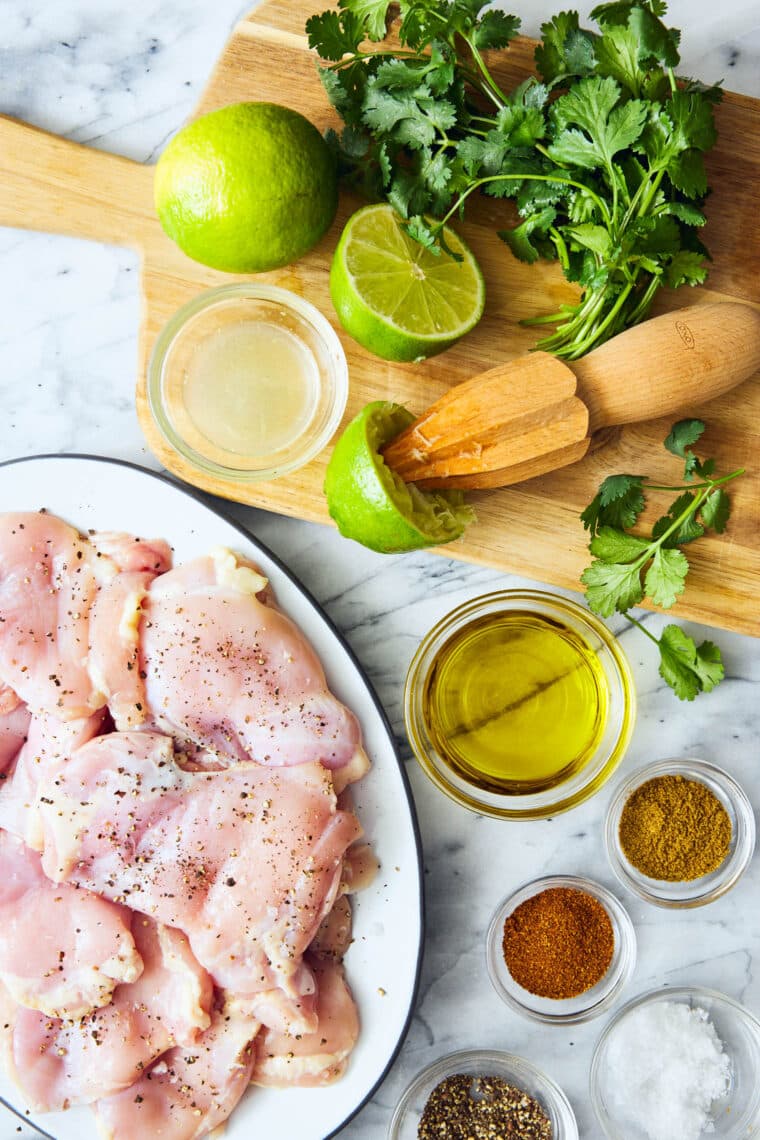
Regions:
[[326, 49, 423, 69], [437, 173, 612, 232], [645, 470, 745, 493], [624, 468, 742, 572], [624, 613, 661, 645], [462, 35, 507, 109], [563, 282, 635, 359], [626, 275, 663, 327]]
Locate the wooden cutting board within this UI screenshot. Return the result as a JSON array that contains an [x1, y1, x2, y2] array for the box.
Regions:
[[1, 1, 759, 636]]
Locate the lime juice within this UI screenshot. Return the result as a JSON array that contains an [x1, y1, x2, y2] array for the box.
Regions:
[[182, 320, 319, 457]]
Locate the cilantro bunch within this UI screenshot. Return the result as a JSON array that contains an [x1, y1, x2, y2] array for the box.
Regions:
[[581, 421, 744, 700], [306, 0, 721, 359]]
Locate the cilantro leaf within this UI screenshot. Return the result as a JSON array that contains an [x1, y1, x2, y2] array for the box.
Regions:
[[580, 494, 604, 536], [581, 474, 647, 536], [660, 201, 706, 227], [307, 10, 363, 60], [591, 3, 680, 67], [362, 82, 457, 150], [472, 11, 521, 51], [666, 250, 708, 289], [599, 473, 647, 519], [589, 526, 650, 563], [594, 25, 645, 96], [564, 223, 612, 258], [644, 546, 688, 608], [338, 0, 391, 41], [666, 89, 717, 151], [535, 12, 596, 83], [664, 418, 705, 457], [549, 77, 648, 171], [694, 640, 726, 692], [658, 625, 725, 700], [495, 103, 546, 148], [700, 488, 731, 533], [582, 559, 645, 617], [668, 149, 708, 197], [499, 207, 557, 264], [652, 492, 704, 546], [403, 214, 439, 250]]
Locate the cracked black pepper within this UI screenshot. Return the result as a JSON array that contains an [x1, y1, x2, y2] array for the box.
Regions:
[[417, 1074, 553, 1140]]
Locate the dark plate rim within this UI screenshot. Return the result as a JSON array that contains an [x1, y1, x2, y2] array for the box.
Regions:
[[0, 452, 425, 1140]]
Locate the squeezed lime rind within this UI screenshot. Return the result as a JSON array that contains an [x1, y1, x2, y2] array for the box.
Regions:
[[325, 401, 474, 553]]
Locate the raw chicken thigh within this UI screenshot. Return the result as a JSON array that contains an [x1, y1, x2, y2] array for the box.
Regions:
[[0, 917, 213, 1111], [37, 731, 361, 1003], [138, 549, 368, 779], [95, 999, 259, 1140], [0, 830, 141, 1018], [0, 511, 370, 1140], [0, 513, 109, 719]]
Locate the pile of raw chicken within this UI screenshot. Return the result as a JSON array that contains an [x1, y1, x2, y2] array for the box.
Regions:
[[0, 511, 374, 1139]]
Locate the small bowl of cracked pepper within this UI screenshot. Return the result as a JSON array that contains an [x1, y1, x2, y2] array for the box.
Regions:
[[605, 758, 755, 908], [486, 875, 636, 1025], [387, 1048, 578, 1140]]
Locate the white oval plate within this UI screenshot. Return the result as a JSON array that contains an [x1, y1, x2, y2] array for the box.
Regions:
[[0, 455, 424, 1140]]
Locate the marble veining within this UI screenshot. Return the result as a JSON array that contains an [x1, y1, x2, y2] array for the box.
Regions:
[[1, 2, 759, 1138]]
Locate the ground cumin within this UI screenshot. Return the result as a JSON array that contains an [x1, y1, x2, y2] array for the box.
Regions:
[[501, 886, 614, 1000], [618, 774, 731, 881]]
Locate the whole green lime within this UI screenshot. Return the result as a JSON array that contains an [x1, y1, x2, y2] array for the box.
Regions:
[[324, 401, 474, 554], [154, 102, 338, 273]]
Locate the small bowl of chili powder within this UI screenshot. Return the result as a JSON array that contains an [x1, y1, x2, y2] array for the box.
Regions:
[[388, 1048, 578, 1140], [604, 758, 755, 908], [486, 874, 636, 1024]]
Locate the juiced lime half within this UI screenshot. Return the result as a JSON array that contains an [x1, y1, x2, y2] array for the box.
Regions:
[[330, 204, 485, 362], [324, 401, 474, 553]]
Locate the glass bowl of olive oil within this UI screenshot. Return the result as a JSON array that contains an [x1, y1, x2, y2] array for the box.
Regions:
[[404, 590, 635, 820]]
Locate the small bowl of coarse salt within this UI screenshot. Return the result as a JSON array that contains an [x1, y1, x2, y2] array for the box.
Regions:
[[590, 986, 760, 1140]]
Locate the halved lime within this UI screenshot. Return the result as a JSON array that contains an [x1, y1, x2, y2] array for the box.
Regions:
[[324, 401, 474, 553], [330, 204, 485, 362]]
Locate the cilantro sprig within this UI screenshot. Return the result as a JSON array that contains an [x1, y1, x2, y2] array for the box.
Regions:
[[306, 0, 721, 359], [580, 420, 743, 700]]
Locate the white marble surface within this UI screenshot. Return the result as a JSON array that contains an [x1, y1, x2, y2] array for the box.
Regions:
[[1, 2, 759, 1138]]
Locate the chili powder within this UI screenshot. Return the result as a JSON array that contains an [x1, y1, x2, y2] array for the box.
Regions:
[[502, 886, 614, 999]]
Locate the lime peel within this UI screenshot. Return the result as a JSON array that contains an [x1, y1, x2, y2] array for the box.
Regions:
[[324, 401, 475, 554]]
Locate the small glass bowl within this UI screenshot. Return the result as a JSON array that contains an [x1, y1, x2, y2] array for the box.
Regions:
[[590, 986, 760, 1139], [605, 758, 755, 908], [486, 874, 637, 1025], [388, 1049, 578, 1140], [404, 590, 636, 820], [147, 283, 348, 483]]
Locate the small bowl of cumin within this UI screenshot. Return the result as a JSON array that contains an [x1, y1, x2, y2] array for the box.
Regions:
[[387, 1048, 578, 1140], [604, 758, 755, 908], [486, 874, 636, 1025]]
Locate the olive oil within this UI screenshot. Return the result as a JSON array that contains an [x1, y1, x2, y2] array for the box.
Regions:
[[422, 610, 609, 794]]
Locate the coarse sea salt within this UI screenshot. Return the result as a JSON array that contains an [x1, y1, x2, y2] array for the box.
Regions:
[[605, 1000, 731, 1140]]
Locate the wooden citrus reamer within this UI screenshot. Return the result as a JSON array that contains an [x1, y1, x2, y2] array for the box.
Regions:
[[382, 302, 760, 489]]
